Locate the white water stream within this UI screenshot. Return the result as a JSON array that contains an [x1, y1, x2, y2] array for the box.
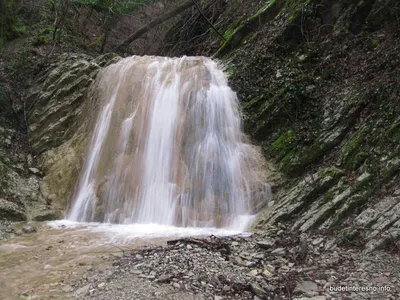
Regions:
[[67, 56, 269, 234]]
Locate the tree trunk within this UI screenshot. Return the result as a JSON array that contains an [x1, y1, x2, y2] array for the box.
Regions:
[[114, 0, 195, 52]]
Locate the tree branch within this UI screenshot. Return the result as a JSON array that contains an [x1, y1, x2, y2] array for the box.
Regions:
[[114, 0, 195, 52], [191, 0, 226, 41]]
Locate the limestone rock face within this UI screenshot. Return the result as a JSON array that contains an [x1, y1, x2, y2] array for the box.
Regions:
[[27, 54, 100, 154], [0, 198, 26, 221], [200, 0, 400, 249], [0, 89, 39, 221], [25, 53, 121, 218]]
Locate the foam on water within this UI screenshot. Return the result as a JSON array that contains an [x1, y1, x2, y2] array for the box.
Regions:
[[47, 219, 252, 243]]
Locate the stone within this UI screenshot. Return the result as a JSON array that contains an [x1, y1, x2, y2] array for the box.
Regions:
[[130, 269, 143, 275], [262, 269, 273, 278], [75, 284, 90, 296], [97, 282, 105, 290], [271, 248, 285, 255], [62, 285, 73, 292], [250, 283, 266, 298], [295, 281, 318, 296], [245, 261, 257, 267], [298, 54, 308, 62], [248, 269, 258, 276], [294, 297, 326, 300], [28, 168, 41, 175], [32, 209, 60, 221], [0, 198, 26, 221], [256, 239, 275, 249], [22, 225, 36, 233], [157, 274, 171, 283], [312, 238, 324, 246]]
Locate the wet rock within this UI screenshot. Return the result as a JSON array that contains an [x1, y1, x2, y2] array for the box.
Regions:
[[25, 53, 121, 217], [32, 209, 60, 221], [22, 225, 36, 233], [62, 285, 73, 292]]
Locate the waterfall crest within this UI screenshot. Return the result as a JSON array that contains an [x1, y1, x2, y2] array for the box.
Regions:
[[68, 56, 270, 230]]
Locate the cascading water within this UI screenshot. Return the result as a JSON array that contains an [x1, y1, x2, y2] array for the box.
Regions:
[[68, 56, 270, 231]]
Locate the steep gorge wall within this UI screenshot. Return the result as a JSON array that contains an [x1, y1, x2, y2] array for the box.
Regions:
[[26, 53, 121, 219], [162, 0, 400, 250]]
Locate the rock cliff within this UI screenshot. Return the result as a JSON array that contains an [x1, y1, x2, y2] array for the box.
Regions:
[[163, 0, 400, 250]]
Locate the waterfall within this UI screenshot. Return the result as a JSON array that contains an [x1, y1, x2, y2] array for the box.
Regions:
[[68, 56, 270, 231]]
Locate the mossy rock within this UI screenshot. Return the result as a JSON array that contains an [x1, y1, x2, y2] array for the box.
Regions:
[[216, 0, 283, 56], [339, 126, 369, 170]]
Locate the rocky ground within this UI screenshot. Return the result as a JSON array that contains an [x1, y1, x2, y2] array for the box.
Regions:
[[73, 225, 400, 300]]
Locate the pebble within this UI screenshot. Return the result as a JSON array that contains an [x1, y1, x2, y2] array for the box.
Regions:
[[173, 283, 180, 289], [62, 285, 73, 292], [22, 225, 36, 234], [271, 248, 285, 255]]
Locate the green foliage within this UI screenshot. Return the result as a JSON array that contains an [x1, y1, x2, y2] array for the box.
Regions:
[[0, 0, 27, 45], [271, 129, 295, 160], [32, 26, 56, 46]]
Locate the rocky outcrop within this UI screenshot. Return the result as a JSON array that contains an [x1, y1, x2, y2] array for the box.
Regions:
[[0, 87, 40, 222], [163, 0, 400, 249], [224, 0, 400, 250], [25, 53, 121, 218]]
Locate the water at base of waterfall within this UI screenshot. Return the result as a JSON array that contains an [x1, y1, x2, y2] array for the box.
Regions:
[[48, 217, 254, 243]]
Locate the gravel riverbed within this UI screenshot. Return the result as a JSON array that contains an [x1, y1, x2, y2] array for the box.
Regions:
[[73, 225, 400, 300]]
